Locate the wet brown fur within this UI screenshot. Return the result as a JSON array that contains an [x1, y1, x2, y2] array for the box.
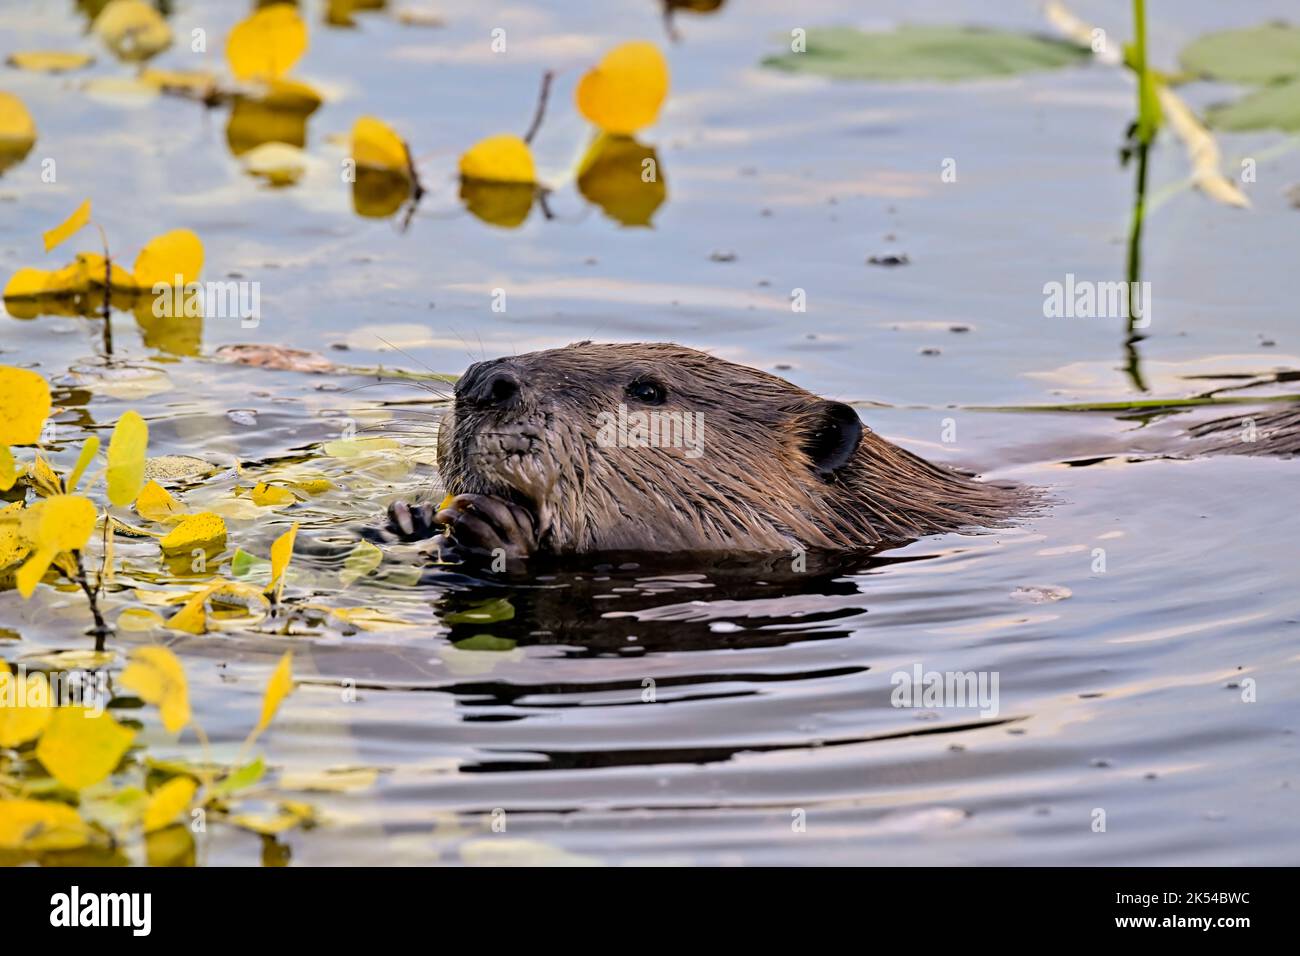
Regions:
[[436, 342, 1032, 554]]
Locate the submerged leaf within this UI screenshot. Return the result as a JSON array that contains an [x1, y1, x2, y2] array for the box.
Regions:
[[1179, 24, 1300, 85], [1206, 78, 1300, 133], [762, 25, 1091, 81]]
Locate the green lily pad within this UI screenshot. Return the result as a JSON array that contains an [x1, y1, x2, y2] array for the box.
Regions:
[[1206, 78, 1300, 132], [1179, 24, 1300, 85], [761, 25, 1091, 82]]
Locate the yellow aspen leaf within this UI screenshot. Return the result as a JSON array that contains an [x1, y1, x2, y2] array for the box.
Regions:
[[28, 454, 63, 497], [65, 436, 100, 493], [250, 481, 296, 506], [135, 479, 187, 523], [352, 116, 409, 173], [120, 646, 190, 733], [247, 651, 293, 745], [289, 478, 333, 495], [0, 799, 94, 851], [165, 589, 209, 634], [0, 92, 37, 173], [0, 503, 29, 568], [140, 68, 218, 98], [133, 229, 204, 289], [229, 800, 315, 835], [33, 494, 97, 553], [50, 252, 141, 294], [43, 199, 91, 253], [458, 134, 536, 184], [6, 51, 95, 73], [0, 666, 52, 747], [35, 707, 135, 791], [0, 366, 52, 445], [575, 41, 670, 135], [227, 5, 308, 82], [142, 776, 197, 832], [105, 410, 148, 507], [15, 548, 54, 598], [92, 0, 173, 62], [0, 445, 16, 492], [158, 512, 227, 555], [280, 766, 378, 792], [2, 267, 55, 301], [269, 521, 298, 604]]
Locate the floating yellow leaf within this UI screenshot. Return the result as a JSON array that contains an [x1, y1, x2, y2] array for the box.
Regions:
[[28, 454, 63, 497], [229, 800, 315, 835], [0, 446, 16, 493], [133, 229, 204, 289], [241, 141, 310, 186], [158, 512, 226, 555], [92, 0, 173, 62], [120, 646, 190, 733], [106, 410, 148, 507], [35, 707, 135, 791], [352, 116, 409, 173], [165, 579, 269, 634], [458, 134, 536, 184], [142, 776, 197, 833], [289, 478, 333, 495], [269, 522, 298, 595], [43, 200, 91, 254], [227, 4, 308, 82], [250, 482, 296, 507], [2, 267, 54, 304], [135, 479, 187, 523], [0, 502, 27, 567], [247, 651, 293, 746], [0, 92, 37, 174], [575, 41, 670, 135], [280, 766, 378, 792], [0, 664, 52, 747], [48, 252, 141, 295], [140, 68, 218, 98], [6, 51, 95, 73], [0, 367, 52, 445], [0, 799, 94, 851], [63, 436, 100, 494], [116, 607, 165, 632]]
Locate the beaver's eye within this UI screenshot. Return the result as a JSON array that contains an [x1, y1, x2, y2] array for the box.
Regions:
[[626, 380, 666, 405]]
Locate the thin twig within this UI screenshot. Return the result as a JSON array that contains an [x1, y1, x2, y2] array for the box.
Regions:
[[523, 70, 555, 146]]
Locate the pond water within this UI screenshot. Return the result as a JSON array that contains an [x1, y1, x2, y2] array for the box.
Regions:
[[1, 0, 1297, 865]]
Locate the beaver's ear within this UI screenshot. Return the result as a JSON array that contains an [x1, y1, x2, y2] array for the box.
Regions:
[[801, 401, 863, 479]]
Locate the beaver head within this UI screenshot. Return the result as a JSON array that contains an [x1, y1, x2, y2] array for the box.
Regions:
[[436, 342, 1025, 554]]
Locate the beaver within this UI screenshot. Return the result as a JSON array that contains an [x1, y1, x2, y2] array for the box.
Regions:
[[379, 342, 1031, 565]]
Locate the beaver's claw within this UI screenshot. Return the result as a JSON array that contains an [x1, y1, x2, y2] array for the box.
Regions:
[[431, 493, 537, 569]]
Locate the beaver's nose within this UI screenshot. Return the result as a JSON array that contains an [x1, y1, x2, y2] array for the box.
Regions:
[[459, 362, 522, 410]]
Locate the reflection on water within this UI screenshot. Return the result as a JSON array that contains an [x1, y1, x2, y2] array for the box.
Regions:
[[2, 0, 1298, 865]]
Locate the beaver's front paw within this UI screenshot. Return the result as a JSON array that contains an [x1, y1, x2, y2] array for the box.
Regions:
[[374, 496, 444, 541], [432, 494, 536, 568]]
